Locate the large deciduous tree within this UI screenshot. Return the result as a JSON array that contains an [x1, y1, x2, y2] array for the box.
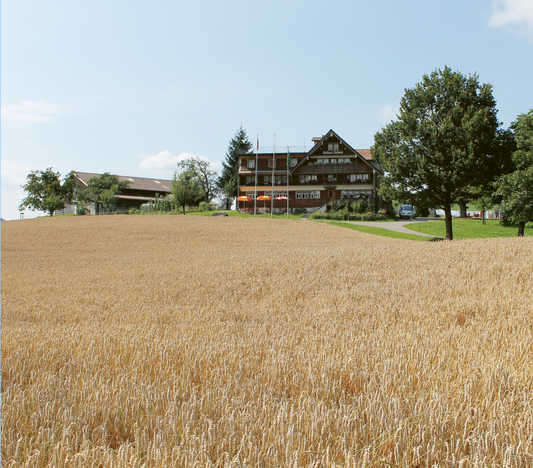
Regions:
[[19, 168, 76, 216], [372, 66, 505, 240], [218, 127, 252, 210], [178, 157, 219, 203], [171, 168, 204, 215], [78, 173, 130, 214], [496, 109, 533, 236]]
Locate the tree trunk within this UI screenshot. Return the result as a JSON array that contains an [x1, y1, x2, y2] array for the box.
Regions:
[[481, 210, 485, 225], [518, 221, 525, 237], [182, 205, 186, 215], [444, 204, 453, 241], [459, 202, 467, 218]]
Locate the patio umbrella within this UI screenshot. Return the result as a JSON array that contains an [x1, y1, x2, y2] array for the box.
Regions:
[[257, 195, 271, 211], [236, 195, 251, 211], [275, 196, 287, 200]]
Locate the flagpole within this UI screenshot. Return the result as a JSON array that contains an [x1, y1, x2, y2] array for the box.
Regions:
[[271, 134, 275, 219], [287, 146, 290, 219], [254, 134, 258, 217]]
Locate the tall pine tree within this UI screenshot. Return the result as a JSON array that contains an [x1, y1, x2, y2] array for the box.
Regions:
[[218, 127, 252, 209]]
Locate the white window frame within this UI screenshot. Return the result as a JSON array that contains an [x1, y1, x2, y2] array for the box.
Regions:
[[248, 159, 255, 169], [290, 158, 298, 167], [268, 159, 276, 168], [328, 143, 339, 152]]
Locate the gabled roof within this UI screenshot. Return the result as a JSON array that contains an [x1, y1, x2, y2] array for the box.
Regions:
[[291, 130, 382, 174], [305, 129, 359, 158], [74, 172, 173, 192]]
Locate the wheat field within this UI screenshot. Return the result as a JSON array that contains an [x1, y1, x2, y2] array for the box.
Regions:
[[2, 215, 533, 467]]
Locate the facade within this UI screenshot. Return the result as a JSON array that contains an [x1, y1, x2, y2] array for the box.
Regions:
[[58, 172, 173, 214], [238, 130, 383, 213]]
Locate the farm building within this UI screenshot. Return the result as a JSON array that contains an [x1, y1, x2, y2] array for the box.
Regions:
[[58, 172, 173, 214], [238, 130, 384, 213]]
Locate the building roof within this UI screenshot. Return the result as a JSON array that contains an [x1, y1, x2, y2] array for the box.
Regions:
[[355, 149, 372, 160], [74, 172, 173, 192]]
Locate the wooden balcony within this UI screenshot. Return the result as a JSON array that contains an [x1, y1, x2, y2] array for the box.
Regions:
[[295, 163, 371, 175]]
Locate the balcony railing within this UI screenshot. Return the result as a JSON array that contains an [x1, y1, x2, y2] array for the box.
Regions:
[[296, 163, 370, 174]]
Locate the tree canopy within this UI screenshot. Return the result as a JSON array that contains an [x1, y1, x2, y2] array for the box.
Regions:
[[178, 157, 219, 203], [78, 173, 129, 213], [372, 66, 506, 240], [171, 167, 204, 214], [19, 168, 76, 216], [218, 127, 252, 209], [496, 109, 533, 236]]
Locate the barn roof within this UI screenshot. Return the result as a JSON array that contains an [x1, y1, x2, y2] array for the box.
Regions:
[[74, 172, 173, 192]]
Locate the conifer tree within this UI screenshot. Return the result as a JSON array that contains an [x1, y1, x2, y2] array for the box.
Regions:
[[218, 127, 252, 209]]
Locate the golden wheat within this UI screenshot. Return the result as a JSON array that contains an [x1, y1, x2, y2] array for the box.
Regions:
[[2, 215, 533, 467]]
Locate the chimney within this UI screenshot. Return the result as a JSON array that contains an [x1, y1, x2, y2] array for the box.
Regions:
[[312, 137, 321, 146]]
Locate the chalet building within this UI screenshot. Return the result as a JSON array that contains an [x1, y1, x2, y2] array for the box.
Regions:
[[238, 130, 383, 212], [58, 172, 173, 214]]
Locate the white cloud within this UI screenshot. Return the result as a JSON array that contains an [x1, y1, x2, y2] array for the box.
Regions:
[[139, 151, 221, 175], [1, 161, 47, 220], [489, 0, 533, 36], [1, 101, 65, 123], [377, 104, 398, 124]]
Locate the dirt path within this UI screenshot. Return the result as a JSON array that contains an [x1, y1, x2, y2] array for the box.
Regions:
[[346, 219, 443, 238]]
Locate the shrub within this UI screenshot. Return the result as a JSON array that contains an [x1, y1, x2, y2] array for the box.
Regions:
[[76, 200, 87, 216]]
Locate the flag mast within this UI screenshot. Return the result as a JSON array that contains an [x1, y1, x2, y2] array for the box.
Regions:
[[286, 146, 290, 219], [254, 134, 258, 217], [271, 134, 275, 218]]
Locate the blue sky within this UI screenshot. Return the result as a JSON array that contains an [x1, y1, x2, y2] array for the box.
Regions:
[[2, 0, 533, 220]]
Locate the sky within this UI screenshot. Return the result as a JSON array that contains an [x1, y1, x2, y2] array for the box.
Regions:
[[2, 0, 533, 220]]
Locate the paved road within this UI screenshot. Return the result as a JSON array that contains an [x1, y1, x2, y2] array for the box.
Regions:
[[346, 219, 443, 238]]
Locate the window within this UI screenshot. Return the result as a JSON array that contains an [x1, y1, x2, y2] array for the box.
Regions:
[[323, 158, 329, 164], [275, 176, 287, 185], [328, 143, 339, 152], [264, 176, 272, 184], [291, 158, 298, 167], [317, 158, 323, 164], [296, 191, 321, 199], [246, 192, 256, 200], [268, 159, 276, 168], [246, 176, 255, 185], [330, 158, 337, 164], [247, 159, 255, 169], [300, 175, 318, 184]]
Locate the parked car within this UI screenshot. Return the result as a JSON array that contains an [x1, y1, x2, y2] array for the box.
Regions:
[[398, 205, 415, 219]]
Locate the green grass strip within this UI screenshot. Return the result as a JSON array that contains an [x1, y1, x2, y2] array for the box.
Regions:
[[323, 221, 442, 241], [404, 219, 533, 239]]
